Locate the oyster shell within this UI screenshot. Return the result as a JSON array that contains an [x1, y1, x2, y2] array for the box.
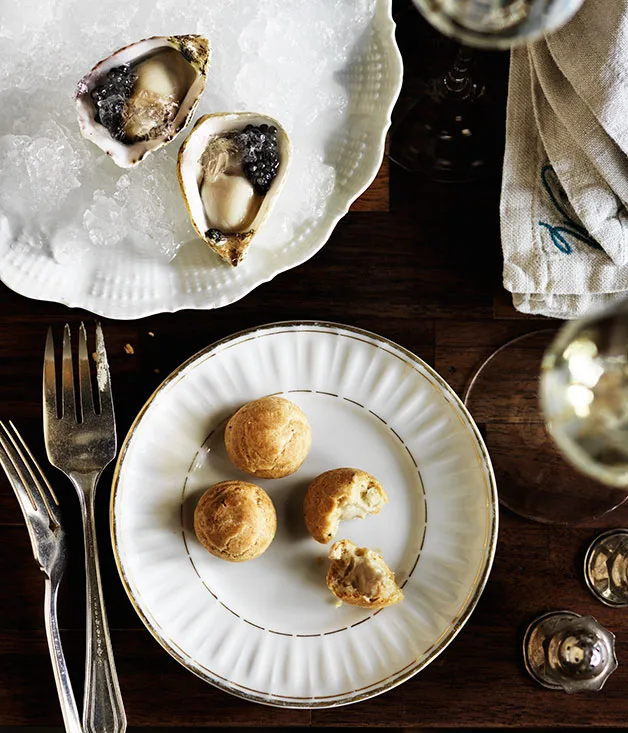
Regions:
[[76, 35, 210, 168], [177, 112, 291, 266]]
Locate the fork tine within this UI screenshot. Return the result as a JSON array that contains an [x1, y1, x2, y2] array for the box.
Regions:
[[94, 322, 114, 419], [0, 421, 59, 528], [0, 424, 38, 513], [61, 324, 76, 420], [0, 431, 42, 563], [78, 322, 94, 420], [8, 421, 60, 513], [43, 327, 58, 423]]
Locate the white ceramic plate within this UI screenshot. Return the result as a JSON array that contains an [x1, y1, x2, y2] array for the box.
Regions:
[[111, 322, 498, 707], [0, 1, 402, 320]]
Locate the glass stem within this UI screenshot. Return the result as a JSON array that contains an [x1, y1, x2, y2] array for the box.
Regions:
[[429, 46, 482, 102], [444, 48, 473, 94]]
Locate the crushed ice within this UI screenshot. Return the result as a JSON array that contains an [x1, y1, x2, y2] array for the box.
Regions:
[[0, 0, 376, 265]]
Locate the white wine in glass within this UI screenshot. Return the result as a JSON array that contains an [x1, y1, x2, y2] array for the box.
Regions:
[[412, 0, 585, 48], [464, 322, 628, 525], [541, 299, 628, 488]]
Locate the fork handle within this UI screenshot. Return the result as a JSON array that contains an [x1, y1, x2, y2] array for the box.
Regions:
[[76, 475, 127, 733], [44, 576, 83, 733]]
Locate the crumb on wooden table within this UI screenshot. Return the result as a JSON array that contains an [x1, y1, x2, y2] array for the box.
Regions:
[[148, 331, 155, 337], [123, 343, 135, 355], [154, 368, 160, 374], [91, 352, 97, 362]]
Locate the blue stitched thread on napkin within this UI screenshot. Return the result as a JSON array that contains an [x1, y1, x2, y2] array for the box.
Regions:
[[537, 165, 602, 254]]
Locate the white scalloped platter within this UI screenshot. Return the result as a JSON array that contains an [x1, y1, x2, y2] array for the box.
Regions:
[[111, 322, 498, 708], [0, 1, 402, 319]]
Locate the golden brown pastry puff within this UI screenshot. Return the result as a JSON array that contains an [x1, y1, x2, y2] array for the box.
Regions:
[[326, 539, 404, 609], [194, 480, 277, 562], [224, 395, 311, 478], [303, 468, 387, 544]]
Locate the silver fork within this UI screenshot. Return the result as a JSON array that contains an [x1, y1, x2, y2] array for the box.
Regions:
[[0, 421, 82, 733], [43, 322, 126, 733]]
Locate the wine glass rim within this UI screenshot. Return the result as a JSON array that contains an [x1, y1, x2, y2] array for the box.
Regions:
[[410, 0, 585, 50]]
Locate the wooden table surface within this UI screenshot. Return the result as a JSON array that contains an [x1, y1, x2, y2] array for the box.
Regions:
[[3, 4, 628, 730]]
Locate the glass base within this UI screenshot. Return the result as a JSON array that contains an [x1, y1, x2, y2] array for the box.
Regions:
[[388, 37, 504, 183], [388, 81, 495, 182], [464, 331, 628, 524]]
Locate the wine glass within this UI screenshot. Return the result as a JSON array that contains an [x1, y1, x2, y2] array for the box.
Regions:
[[389, 0, 585, 182], [389, 4, 505, 182], [464, 299, 628, 525], [541, 300, 628, 488]]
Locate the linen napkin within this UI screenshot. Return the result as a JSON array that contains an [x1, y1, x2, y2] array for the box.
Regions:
[[500, 0, 628, 318]]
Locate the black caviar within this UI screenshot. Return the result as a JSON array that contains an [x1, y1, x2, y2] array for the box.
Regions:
[[206, 228, 226, 244], [90, 65, 136, 142], [234, 124, 280, 195]]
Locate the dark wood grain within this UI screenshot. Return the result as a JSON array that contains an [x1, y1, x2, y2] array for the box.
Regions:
[[3, 4, 628, 730], [350, 152, 390, 212], [0, 631, 310, 727]]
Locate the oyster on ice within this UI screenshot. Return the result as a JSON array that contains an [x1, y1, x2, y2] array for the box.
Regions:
[[76, 35, 210, 168], [177, 113, 291, 266]]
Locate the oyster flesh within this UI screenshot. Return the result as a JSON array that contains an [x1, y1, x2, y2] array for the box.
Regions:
[[177, 112, 291, 266], [76, 35, 210, 168]]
